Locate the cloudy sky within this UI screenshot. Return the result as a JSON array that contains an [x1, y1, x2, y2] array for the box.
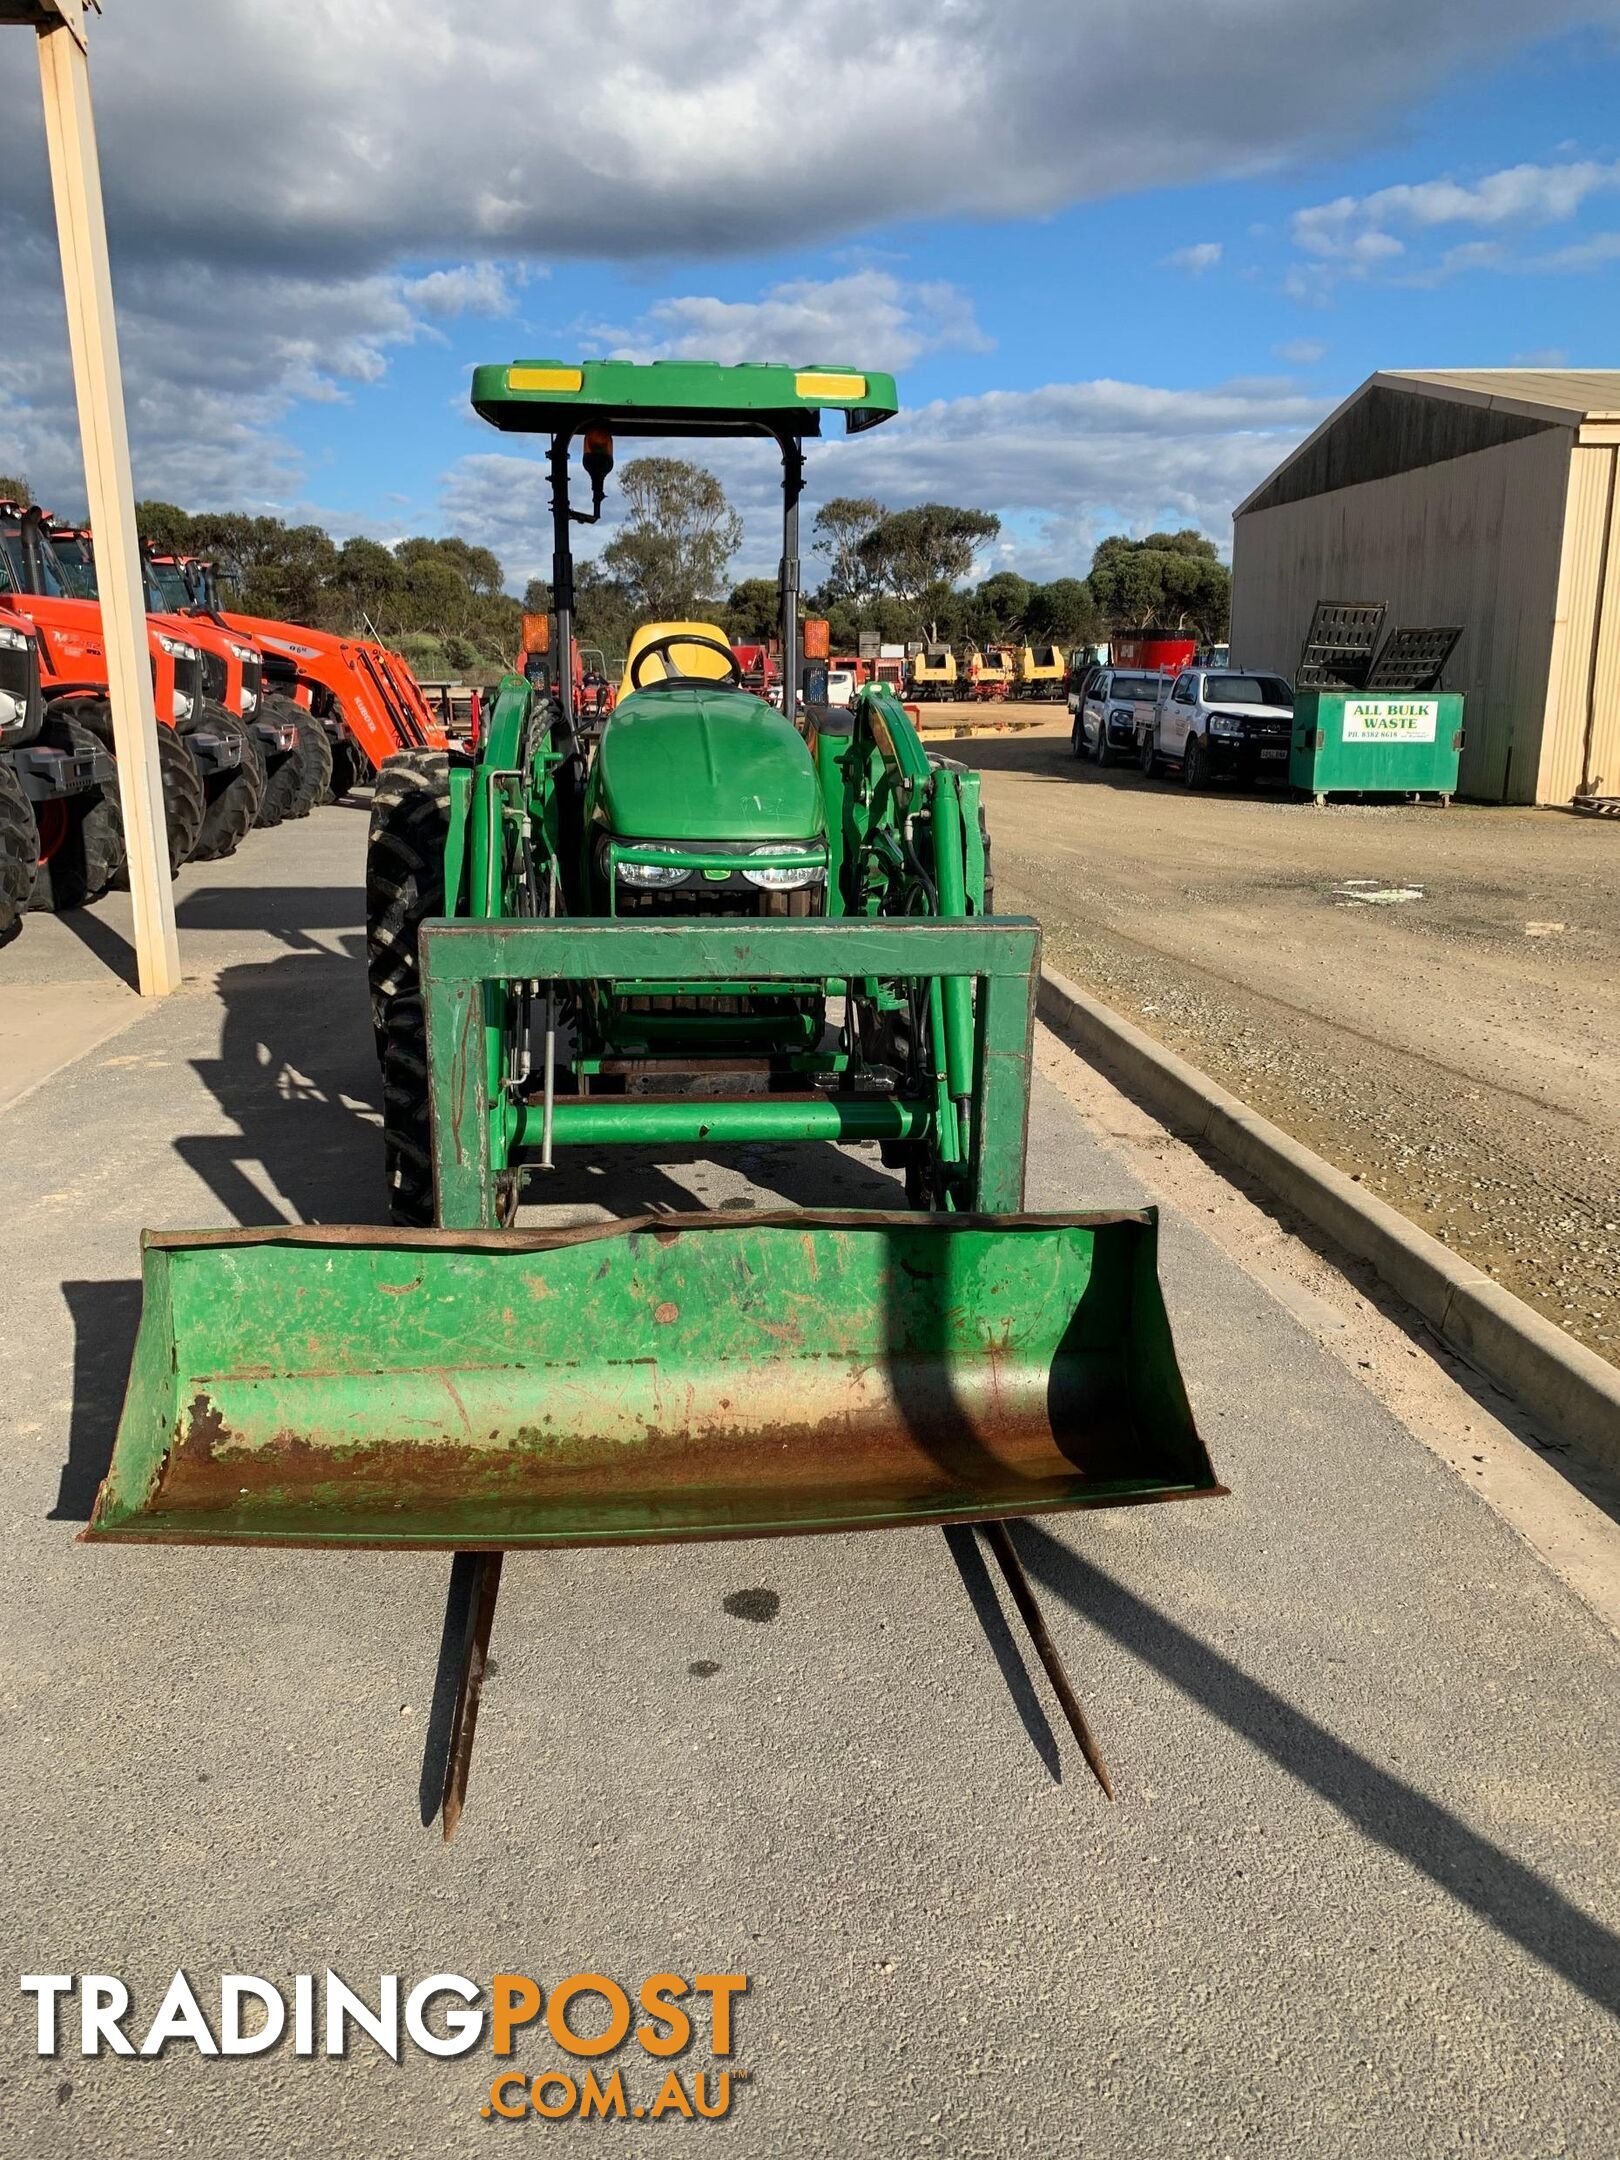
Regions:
[[2, 0, 1619, 589]]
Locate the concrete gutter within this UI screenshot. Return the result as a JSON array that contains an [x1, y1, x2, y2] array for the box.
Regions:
[[1039, 966, 1620, 1474]]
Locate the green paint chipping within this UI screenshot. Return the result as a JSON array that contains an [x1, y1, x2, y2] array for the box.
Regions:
[[87, 1212, 1219, 1550]]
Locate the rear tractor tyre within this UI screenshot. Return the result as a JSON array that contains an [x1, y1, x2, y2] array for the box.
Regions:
[[188, 707, 265, 862], [28, 708, 126, 911], [366, 749, 451, 1047], [379, 991, 435, 1227], [0, 759, 39, 942]]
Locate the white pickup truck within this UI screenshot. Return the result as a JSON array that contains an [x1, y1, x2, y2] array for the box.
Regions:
[[1072, 668, 1169, 767], [1142, 667, 1295, 787]]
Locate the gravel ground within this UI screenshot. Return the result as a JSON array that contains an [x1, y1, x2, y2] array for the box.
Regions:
[[1, 807, 1618, 2158], [954, 721, 1620, 1367]]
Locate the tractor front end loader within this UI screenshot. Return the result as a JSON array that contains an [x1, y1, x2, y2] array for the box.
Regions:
[[90, 361, 1221, 1833]]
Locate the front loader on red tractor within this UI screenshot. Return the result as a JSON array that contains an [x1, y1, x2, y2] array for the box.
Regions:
[[187, 557, 451, 798], [90, 360, 1222, 1836]]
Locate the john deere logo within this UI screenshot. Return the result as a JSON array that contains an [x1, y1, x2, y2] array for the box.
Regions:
[[1343, 698, 1439, 746]]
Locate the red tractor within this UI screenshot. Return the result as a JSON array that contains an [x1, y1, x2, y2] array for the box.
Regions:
[[189, 558, 449, 795], [44, 521, 282, 857], [0, 502, 237, 875], [0, 594, 128, 935]]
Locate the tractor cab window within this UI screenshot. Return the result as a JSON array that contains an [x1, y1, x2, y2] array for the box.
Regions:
[[44, 533, 97, 599], [0, 527, 74, 600], [147, 560, 194, 612]]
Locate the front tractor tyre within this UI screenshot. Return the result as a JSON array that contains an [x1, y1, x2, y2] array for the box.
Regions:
[[380, 991, 435, 1227], [188, 707, 265, 862], [79, 698, 203, 875], [28, 707, 127, 911], [0, 759, 39, 942], [258, 696, 332, 823], [365, 749, 451, 1048]]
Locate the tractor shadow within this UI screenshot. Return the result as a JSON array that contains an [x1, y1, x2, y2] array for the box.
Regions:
[[54, 1278, 144, 1521], [1008, 1519, 1620, 2022]]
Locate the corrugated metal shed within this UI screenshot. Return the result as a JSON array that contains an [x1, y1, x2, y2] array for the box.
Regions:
[[1231, 370, 1620, 803]]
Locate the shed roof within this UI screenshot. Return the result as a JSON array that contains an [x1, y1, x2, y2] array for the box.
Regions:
[[1235, 369, 1620, 519]]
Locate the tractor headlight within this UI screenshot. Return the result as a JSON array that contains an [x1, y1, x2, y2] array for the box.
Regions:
[[227, 641, 255, 664], [1208, 712, 1243, 737], [0, 689, 24, 727], [0, 623, 29, 652], [616, 860, 690, 888], [742, 845, 825, 891], [172, 692, 195, 722], [155, 633, 196, 659]]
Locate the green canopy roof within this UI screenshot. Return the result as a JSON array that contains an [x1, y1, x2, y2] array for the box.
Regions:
[[470, 357, 899, 440]]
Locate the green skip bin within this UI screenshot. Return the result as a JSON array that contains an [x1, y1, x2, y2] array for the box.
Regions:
[[87, 1209, 1221, 1551]]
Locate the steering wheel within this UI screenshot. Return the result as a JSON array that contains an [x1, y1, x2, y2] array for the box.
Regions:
[[629, 632, 744, 692]]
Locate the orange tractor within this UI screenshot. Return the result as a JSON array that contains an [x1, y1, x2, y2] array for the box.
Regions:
[[0, 593, 124, 934], [0, 502, 245, 877], [188, 557, 450, 795]]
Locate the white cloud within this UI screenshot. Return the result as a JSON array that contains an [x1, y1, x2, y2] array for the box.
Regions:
[[0, 3, 1598, 276], [1288, 156, 1620, 290], [1529, 230, 1620, 271], [0, 219, 532, 513], [440, 374, 1328, 590], [583, 271, 991, 372], [1276, 338, 1328, 363], [0, 3, 1604, 524], [1295, 159, 1620, 250], [404, 264, 519, 318], [1166, 242, 1222, 274]]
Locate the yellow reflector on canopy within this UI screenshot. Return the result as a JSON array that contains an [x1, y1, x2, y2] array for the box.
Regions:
[[507, 366, 584, 393], [795, 371, 867, 401]]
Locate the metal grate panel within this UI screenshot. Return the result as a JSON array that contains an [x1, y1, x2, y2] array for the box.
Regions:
[[1296, 601, 1387, 691], [1364, 626, 1462, 693]]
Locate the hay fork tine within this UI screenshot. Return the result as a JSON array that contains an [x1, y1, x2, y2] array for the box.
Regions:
[[983, 1521, 1114, 1801], [440, 1551, 504, 1840]]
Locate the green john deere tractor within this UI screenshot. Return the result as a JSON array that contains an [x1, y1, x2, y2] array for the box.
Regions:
[[90, 361, 1221, 1831]]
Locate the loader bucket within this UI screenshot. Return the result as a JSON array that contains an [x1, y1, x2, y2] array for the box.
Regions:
[[86, 1209, 1221, 1550]]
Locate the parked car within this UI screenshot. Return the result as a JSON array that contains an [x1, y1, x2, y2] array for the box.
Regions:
[[1066, 657, 1102, 715], [1142, 667, 1295, 787], [1072, 668, 1166, 766]]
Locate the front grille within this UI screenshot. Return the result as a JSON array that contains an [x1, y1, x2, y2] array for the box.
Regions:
[[0, 632, 40, 742], [614, 884, 819, 918], [173, 651, 203, 711], [200, 647, 227, 702]]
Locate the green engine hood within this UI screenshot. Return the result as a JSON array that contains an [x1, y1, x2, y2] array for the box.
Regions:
[[592, 685, 823, 841]]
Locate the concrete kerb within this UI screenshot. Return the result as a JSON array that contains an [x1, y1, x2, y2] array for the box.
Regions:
[[1037, 966, 1620, 1475]]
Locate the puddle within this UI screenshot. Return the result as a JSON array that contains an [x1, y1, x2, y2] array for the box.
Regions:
[[1331, 879, 1425, 907]]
